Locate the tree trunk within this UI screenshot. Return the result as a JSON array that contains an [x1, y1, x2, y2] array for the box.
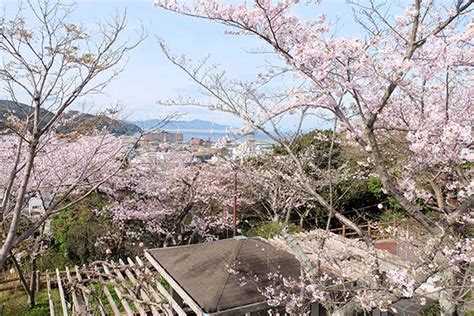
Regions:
[[0, 137, 24, 222], [282, 232, 318, 280], [284, 208, 291, 227], [0, 140, 38, 269], [28, 257, 37, 309], [10, 254, 30, 296], [10, 254, 34, 308], [330, 301, 357, 316], [439, 269, 457, 316], [439, 304, 456, 316]]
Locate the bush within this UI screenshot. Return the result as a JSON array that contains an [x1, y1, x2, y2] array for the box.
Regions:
[[367, 176, 404, 213], [246, 221, 300, 239], [379, 210, 406, 227], [49, 192, 126, 264], [49, 192, 150, 264], [273, 130, 345, 169], [421, 302, 440, 316], [51, 207, 113, 264]]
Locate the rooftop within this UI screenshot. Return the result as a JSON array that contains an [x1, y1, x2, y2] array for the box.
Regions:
[[147, 236, 301, 314]]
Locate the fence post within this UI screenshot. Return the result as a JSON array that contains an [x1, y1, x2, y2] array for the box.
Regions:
[[342, 225, 346, 237], [368, 221, 372, 237]]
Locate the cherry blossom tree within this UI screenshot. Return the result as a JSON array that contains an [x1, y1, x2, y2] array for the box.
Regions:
[[153, 0, 473, 314], [0, 0, 143, 269], [239, 135, 365, 230], [102, 150, 240, 246], [0, 131, 129, 306], [242, 157, 310, 226]]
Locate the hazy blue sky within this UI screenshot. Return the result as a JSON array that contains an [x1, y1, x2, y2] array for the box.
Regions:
[[2, 0, 373, 127]]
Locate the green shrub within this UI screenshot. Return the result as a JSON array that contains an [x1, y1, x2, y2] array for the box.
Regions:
[[51, 208, 111, 264], [421, 302, 440, 316], [49, 192, 120, 264], [246, 221, 300, 239], [37, 248, 73, 271], [379, 210, 406, 227], [367, 176, 404, 213]]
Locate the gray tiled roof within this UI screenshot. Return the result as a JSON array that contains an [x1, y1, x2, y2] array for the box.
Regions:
[[148, 236, 301, 314]]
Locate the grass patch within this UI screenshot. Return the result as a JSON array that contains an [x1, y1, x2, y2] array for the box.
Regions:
[[0, 289, 60, 316]]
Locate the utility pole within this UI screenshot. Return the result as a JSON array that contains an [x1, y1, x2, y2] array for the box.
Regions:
[[233, 171, 237, 237]]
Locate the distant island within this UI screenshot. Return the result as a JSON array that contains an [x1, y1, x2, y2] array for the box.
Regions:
[[130, 118, 273, 142], [0, 100, 270, 141], [129, 119, 233, 131]]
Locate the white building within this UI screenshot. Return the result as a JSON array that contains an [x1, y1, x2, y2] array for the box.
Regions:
[[229, 140, 274, 160]]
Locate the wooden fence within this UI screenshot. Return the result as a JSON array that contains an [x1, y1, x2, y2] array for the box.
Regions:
[[330, 221, 379, 239], [0, 270, 44, 293], [43, 256, 188, 316], [0, 256, 190, 315], [329, 220, 415, 240]]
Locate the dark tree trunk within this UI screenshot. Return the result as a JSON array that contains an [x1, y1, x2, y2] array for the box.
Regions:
[[28, 257, 37, 309], [10, 254, 34, 308]]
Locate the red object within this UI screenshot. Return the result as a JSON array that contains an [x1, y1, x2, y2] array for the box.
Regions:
[[374, 241, 398, 256]]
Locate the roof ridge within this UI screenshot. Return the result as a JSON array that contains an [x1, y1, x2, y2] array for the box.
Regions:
[[214, 239, 244, 312]]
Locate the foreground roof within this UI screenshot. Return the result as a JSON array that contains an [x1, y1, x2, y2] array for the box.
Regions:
[[147, 236, 301, 314]]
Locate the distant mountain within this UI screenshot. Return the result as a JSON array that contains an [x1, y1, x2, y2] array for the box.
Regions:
[[0, 100, 142, 136], [0, 100, 54, 131], [130, 119, 233, 131]]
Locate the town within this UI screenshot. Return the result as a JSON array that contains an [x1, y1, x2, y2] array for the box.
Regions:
[[0, 0, 472, 315]]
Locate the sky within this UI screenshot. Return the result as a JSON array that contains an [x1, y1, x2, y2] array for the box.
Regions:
[[1, 0, 371, 127]]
